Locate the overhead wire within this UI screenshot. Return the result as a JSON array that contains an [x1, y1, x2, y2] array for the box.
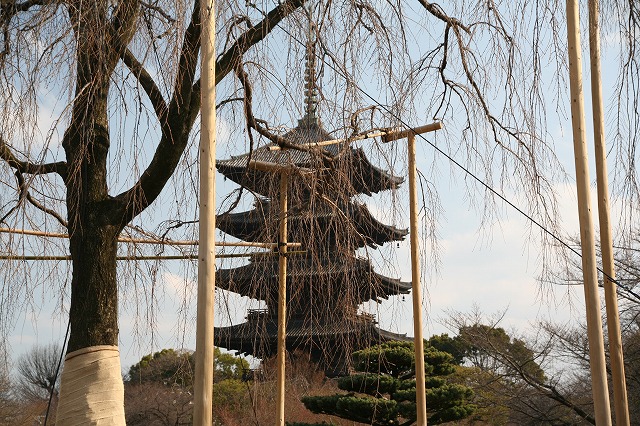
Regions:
[[43, 318, 70, 426]]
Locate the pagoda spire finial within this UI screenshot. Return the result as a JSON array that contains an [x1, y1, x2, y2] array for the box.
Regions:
[[299, 5, 319, 127]]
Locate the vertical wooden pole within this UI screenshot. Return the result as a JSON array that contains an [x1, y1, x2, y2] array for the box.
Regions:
[[276, 171, 289, 426], [194, 0, 216, 424], [588, 1, 630, 423], [408, 132, 427, 425], [565, 1, 612, 424]]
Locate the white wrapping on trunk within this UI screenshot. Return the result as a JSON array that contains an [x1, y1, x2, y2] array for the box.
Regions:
[[56, 345, 126, 425]]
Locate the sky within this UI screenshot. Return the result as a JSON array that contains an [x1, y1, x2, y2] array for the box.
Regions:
[[2, 1, 627, 377]]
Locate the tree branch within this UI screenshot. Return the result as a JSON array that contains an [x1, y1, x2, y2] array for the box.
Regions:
[[0, 136, 67, 178], [120, 47, 168, 130], [235, 63, 337, 167], [417, 0, 470, 33], [114, 0, 304, 226], [140, 0, 175, 23], [15, 171, 68, 228], [463, 325, 596, 425], [507, 356, 596, 424], [235, 64, 304, 151], [418, 0, 539, 184], [112, 0, 201, 226], [110, 0, 141, 51]]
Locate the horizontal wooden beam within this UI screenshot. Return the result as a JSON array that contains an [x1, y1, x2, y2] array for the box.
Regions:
[[266, 122, 442, 151], [267, 129, 393, 151], [0, 250, 307, 261], [0, 228, 301, 248], [381, 122, 443, 143]]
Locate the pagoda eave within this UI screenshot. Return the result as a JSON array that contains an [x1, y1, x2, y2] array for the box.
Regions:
[[216, 201, 408, 247], [214, 314, 410, 372], [216, 258, 411, 303], [218, 146, 403, 197]]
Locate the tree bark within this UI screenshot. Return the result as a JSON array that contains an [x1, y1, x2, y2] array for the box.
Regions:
[[67, 222, 120, 351]]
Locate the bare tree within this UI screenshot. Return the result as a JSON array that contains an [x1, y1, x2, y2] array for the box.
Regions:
[[125, 381, 194, 426], [442, 303, 640, 425], [0, 349, 14, 419], [538, 313, 640, 424], [0, 349, 8, 395], [546, 233, 640, 425], [0, 347, 55, 425], [0, 0, 305, 418], [439, 310, 598, 425], [15, 343, 62, 401]]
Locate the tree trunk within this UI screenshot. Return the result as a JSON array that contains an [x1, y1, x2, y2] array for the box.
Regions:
[[57, 88, 127, 425], [63, 65, 120, 353], [67, 221, 120, 351]]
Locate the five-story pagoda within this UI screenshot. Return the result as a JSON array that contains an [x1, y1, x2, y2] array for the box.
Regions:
[[214, 33, 410, 376]]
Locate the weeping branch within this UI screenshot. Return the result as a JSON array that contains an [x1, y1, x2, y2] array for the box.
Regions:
[[14, 171, 67, 227], [213, 0, 305, 86], [120, 48, 169, 130], [115, 0, 305, 226]]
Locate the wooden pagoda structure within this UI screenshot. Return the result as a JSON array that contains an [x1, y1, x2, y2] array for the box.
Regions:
[[214, 39, 410, 376]]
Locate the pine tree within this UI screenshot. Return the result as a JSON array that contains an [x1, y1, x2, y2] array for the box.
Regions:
[[299, 341, 475, 425]]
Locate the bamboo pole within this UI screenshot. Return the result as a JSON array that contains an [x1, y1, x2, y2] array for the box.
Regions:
[[565, 1, 612, 424], [0, 228, 71, 239], [0, 227, 301, 248], [249, 153, 292, 425], [275, 171, 288, 426], [268, 129, 392, 151], [250, 151, 293, 424], [378, 122, 442, 425], [408, 131, 427, 426], [0, 251, 307, 261], [588, 1, 630, 423], [382, 122, 442, 143], [193, 0, 216, 423], [267, 121, 442, 150]]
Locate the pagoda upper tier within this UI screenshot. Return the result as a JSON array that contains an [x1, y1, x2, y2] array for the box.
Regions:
[[217, 120, 403, 197], [215, 254, 411, 317], [217, 197, 408, 250]]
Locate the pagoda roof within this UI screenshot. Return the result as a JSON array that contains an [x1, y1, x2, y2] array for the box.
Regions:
[[215, 255, 411, 305], [216, 198, 408, 248], [217, 122, 403, 196], [214, 312, 409, 361]]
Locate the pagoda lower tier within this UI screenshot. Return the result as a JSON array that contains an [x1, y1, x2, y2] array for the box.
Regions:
[[214, 310, 410, 377], [215, 254, 411, 318]]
